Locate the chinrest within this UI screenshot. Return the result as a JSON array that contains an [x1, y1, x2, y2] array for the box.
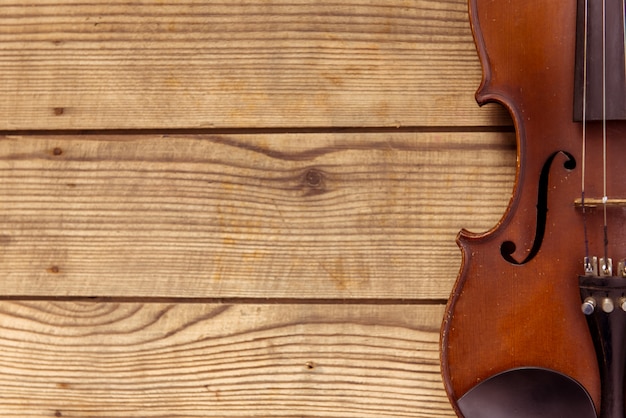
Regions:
[[457, 367, 597, 418]]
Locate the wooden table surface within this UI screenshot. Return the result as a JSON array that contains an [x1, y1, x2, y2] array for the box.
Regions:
[[0, 1, 514, 416]]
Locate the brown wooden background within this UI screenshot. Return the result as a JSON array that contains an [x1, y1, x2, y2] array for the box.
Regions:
[[0, 1, 514, 416]]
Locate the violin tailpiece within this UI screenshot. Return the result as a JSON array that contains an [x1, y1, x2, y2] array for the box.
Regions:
[[580, 276, 626, 418]]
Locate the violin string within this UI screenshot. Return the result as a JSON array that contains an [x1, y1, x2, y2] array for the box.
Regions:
[[582, 0, 590, 266], [602, 0, 609, 269]]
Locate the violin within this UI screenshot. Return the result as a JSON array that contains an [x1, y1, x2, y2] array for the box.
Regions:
[[441, 1, 626, 417]]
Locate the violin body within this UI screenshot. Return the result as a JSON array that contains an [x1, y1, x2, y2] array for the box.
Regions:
[[442, 1, 626, 416]]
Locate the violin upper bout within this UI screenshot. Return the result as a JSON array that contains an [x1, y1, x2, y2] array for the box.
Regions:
[[467, 0, 521, 112], [467, 0, 494, 108], [467, 0, 578, 115]]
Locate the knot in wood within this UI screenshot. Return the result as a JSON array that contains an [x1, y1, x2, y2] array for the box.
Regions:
[[303, 168, 324, 188]]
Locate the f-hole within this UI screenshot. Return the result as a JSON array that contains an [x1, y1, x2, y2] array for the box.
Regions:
[[501, 151, 576, 265]]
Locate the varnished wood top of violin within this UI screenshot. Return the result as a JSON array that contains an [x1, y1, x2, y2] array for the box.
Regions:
[[442, 1, 626, 416]]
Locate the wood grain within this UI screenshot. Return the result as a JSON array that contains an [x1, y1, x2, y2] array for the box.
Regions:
[[0, 132, 515, 299], [0, 301, 452, 417], [0, 3, 513, 416], [0, 0, 510, 130]]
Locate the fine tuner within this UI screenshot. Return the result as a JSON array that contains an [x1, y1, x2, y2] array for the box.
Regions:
[[582, 294, 626, 313], [581, 257, 626, 315], [581, 296, 624, 315], [583, 256, 626, 277]]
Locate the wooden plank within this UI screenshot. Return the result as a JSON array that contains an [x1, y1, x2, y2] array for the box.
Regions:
[[0, 301, 452, 417], [0, 0, 511, 130], [0, 131, 515, 299]]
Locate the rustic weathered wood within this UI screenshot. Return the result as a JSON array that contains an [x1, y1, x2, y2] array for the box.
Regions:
[[0, 132, 514, 298], [0, 301, 452, 417], [0, 2, 513, 416], [0, 0, 510, 130]]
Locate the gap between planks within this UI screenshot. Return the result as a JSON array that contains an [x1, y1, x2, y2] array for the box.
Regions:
[[0, 122, 515, 138], [0, 296, 449, 305]]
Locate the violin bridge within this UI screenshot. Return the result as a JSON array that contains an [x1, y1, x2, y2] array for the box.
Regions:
[[574, 198, 626, 208]]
